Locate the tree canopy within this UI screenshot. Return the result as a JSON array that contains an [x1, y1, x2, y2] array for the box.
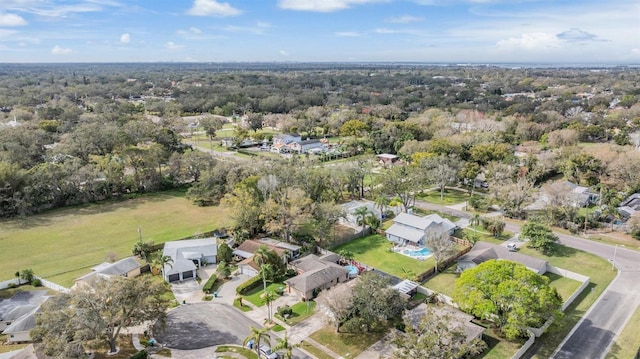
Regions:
[[453, 259, 562, 340]]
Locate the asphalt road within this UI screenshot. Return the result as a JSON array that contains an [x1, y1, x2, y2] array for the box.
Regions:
[[415, 199, 640, 359]]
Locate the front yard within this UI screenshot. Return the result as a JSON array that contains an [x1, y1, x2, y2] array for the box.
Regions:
[[241, 282, 285, 307], [309, 326, 387, 358], [417, 188, 470, 205], [333, 234, 435, 279], [275, 301, 316, 326]]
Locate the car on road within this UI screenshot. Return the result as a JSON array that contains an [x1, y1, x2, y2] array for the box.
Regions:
[[259, 345, 279, 359], [506, 243, 518, 251]]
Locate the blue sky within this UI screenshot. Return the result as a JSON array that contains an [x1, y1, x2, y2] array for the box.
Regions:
[[0, 0, 638, 63]]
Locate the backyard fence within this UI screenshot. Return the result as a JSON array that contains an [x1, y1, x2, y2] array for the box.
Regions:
[[511, 330, 536, 359], [416, 245, 472, 283], [0, 278, 21, 290], [35, 276, 70, 294]]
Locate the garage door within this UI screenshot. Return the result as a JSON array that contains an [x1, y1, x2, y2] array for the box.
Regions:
[[182, 270, 194, 279], [168, 273, 180, 282]]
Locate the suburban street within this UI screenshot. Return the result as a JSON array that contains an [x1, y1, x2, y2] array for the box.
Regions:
[[414, 198, 640, 359]]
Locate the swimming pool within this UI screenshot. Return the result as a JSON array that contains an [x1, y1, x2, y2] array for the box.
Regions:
[[344, 265, 359, 277], [402, 247, 432, 258]]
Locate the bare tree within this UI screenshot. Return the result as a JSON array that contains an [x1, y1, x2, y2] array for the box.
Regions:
[[316, 283, 353, 332], [424, 229, 456, 273]]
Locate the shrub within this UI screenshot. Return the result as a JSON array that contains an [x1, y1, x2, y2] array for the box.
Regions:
[[203, 295, 213, 301], [202, 276, 221, 293], [31, 278, 42, 287], [236, 275, 262, 294], [275, 286, 284, 296], [277, 305, 293, 317], [129, 350, 148, 359], [8, 283, 17, 289]]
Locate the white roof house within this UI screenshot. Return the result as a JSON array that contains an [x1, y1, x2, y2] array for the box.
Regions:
[[74, 257, 142, 288], [386, 213, 457, 246], [162, 238, 217, 282]]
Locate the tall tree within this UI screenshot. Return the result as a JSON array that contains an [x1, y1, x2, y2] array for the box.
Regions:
[[420, 154, 460, 201], [453, 260, 562, 340], [262, 187, 313, 242], [243, 326, 271, 359], [520, 222, 559, 255], [33, 276, 170, 355], [424, 229, 455, 273], [381, 165, 421, 212], [392, 306, 487, 359]]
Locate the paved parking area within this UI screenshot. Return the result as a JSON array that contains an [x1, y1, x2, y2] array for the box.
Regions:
[[154, 303, 259, 350], [0, 290, 48, 314]]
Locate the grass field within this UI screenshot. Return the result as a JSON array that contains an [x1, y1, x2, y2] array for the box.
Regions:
[[418, 188, 469, 205], [0, 190, 229, 287], [242, 282, 284, 307], [333, 234, 435, 279], [309, 326, 386, 358], [606, 304, 640, 359]]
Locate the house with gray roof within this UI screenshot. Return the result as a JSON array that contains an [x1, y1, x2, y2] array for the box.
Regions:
[[456, 242, 547, 274], [0, 291, 48, 344], [3, 306, 41, 343], [386, 213, 457, 246], [284, 254, 350, 300], [405, 304, 485, 344], [74, 256, 143, 288], [162, 238, 217, 283]]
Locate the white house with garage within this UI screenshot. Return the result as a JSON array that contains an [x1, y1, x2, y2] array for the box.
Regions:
[[162, 238, 217, 282]]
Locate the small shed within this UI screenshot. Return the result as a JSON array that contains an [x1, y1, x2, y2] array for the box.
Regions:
[[376, 153, 399, 165]]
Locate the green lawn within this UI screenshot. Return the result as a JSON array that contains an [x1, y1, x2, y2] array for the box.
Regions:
[[479, 328, 526, 359], [297, 341, 335, 359], [417, 188, 469, 205], [545, 272, 582, 302], [606, 304, 640, 359], [333, 234, 435, 279], [216, 345, 259, 359], [411, 208, 460, 222], [276, 301, 316, 326], [421, 266, 459, 297], [0, 190, 229, 287], [309, 326, 387, 358], [242, 282, 284, 307]]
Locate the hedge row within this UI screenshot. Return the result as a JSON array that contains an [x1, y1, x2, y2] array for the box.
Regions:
[[129, 350, 148, 359], [236, 275, 262, 295], [202, 276, 221, 294]]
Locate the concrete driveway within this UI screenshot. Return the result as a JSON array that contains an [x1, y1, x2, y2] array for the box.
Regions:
[[154, 303, 258, 350]]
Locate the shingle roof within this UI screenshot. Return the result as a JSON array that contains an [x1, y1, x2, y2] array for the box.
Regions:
[[236, 240, 287, 258], [98, 257, 142, 276], [457, 242, 547, 273], [386, 223, 425, 243], [4, 306, 40, 334], [285, 265, 349, 295], [1, 305, 37, 322]]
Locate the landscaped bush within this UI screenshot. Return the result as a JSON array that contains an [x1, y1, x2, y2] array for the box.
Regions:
[[277, 305, 293, 317], [31, 278, 42, 287], [129, 350, 148, 359], [202, 275, 221, 293], [236, 275, 262, 294]]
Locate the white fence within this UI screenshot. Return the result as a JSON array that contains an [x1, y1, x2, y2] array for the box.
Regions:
[[35, 276, 70, 294], [0, 278, 21, 290], [546, 265, 590, 311], [512, 330, 536, 359]]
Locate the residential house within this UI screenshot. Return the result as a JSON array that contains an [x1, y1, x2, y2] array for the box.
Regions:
[[618, 193, 640, 220], [162, 238, 218, 283], [73, 256, 143, 288], [376, 153, 399, 166], [340, 200, 382, 227], [234, 239, 300, 276], [271, 133, 301, 153], [288, 139, 324, 154], [0, 291, 48, 344], [385, 213, 457, 246], [456, 242, 548, 274], [284, 254, 350, 300], [526, 180, 597, 211]]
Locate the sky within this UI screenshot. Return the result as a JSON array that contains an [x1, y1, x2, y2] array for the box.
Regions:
[[0, 0, 638, 64]]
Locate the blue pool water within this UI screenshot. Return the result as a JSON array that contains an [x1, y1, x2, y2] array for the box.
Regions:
[[403, 247, 432, 257], [344, 265, 359, 276]]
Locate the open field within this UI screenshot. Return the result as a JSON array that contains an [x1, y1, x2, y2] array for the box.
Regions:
[[0, 190, 229, 287], [333, 234, 435, 278]]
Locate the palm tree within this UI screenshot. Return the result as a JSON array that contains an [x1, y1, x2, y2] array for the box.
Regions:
[[469, 213, 481, 233], [353, 206, 369, 236], [150, 254, 173, 275], [258, 263, 274, 294], [243, 326, 271, 358], [374, 194, 389, 219], [253, 245, 273, 293], [338, 249, 354, 265], [274, 331, 294, 359], [263, 291, 277, 323]]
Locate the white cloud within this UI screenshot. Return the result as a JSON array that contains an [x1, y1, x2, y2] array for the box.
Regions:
[[496, 32, 562, 51], [0, 13, 27, 26], [120, 33, 130, 43], [335, 31, 363, 37], [386, 15, 423, 24], [187, 0, 241, 16], [278, 0, 389, 12], [165, 41, 184, 50], [556, 28, 600, 43], [51, 45, 72, 55], [223, 24, 269, 35], [0, 29, 18, 38], [279, 50, 289, 56]]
